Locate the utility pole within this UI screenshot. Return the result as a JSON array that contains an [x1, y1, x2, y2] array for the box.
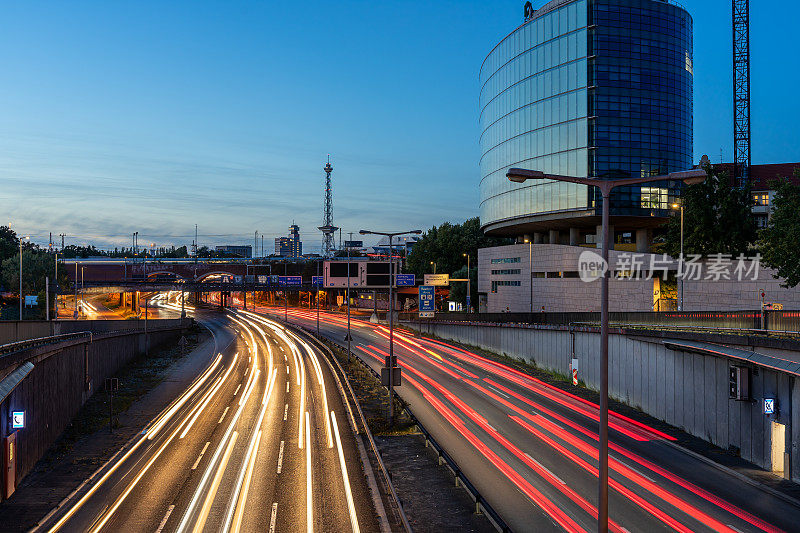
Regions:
[[59, 233, 66, 250]]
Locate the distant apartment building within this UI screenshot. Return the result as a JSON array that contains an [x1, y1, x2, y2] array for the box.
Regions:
[[715, 163, 800, 228], [275, 224, 303, 258], [215, 245, 252, 258]]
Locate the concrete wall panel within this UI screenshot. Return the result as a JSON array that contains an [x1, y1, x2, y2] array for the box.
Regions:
[[407, 320, 800, 481]]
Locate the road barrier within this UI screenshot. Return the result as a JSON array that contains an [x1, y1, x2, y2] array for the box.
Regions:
[[399, 309, 800, 332]]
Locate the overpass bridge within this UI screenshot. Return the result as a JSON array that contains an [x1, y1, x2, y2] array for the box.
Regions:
[[60, 258, 273, 283]]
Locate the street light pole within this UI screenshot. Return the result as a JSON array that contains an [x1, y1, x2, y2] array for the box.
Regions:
[[284, 259, 288, 323], [360, 228, 422, 426], [345, 232, 354, 362], [507, 166, 705, 533], [463, 253, 471, 312], [19, 237, 25, 320], [388, 233, 394, 418], [680, 205, 684, 311], [670, 202, 686, 311]]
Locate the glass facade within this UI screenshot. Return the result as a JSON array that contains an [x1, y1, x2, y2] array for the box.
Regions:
[[479, 0, 590, 228], [479, 0, 693, 232], [590, 0, 693, 216]]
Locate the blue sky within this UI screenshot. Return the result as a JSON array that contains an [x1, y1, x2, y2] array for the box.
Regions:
[[1, 1, 798, 252]]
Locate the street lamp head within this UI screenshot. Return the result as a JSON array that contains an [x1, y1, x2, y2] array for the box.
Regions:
[[411, 230, 422, 235], [507, 168, 546, 183], [671, 203, 680, 209], [359, 230, 369, 235], [668, 169, 706, 186]]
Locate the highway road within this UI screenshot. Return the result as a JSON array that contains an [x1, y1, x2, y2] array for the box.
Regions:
[[37, 297, 377, 533], [251, 303, 800, 533]]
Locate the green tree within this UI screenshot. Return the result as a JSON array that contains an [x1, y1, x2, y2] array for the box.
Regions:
[[758, 171, 800, 287], [406, 217, 510, 306], [663, 164, 757, 257], [0, 226, 18, 263]]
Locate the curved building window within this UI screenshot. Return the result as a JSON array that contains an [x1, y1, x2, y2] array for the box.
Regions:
[[479, 0, 693, 235]]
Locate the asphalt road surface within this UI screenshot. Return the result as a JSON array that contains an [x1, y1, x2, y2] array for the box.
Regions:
[[252, 303, 800, 533], [37, 297, 377, 533]]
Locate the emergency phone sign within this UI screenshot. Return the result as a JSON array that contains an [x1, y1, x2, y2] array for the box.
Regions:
[[11, 411, 24, 429]]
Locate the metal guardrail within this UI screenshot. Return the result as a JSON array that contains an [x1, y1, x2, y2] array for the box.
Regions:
[[314, 329, 512, 533], [569, 321, 800, 338], [0, 332, 93, 356], [399, 310, 800, 333]]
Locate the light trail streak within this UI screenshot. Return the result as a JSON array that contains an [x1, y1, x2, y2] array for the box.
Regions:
[[305, 411, 313, 533], [47, 352, 223, 532], [147, 354, 222, 439], [230, 430, 262, 533], [179, 353, 238, 438], [192, 431, 239, 533], [331, 411, 360, 533]]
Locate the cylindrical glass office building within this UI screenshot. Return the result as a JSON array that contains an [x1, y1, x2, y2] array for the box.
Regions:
[[479, 0, 693, 246]]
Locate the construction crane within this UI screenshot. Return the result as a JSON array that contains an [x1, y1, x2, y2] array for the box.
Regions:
[[732, 0, 751, 187]]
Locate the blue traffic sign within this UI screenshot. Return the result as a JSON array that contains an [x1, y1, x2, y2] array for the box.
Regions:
[[395, 274, 415, 287], [419, 285, 435, 313], [312, 275, 323, 286], [279, 276, 302, 287]]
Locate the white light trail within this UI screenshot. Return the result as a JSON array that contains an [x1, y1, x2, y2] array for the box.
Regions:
[[331, 411, 360, 533]]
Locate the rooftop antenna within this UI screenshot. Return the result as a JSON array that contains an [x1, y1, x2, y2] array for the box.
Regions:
[[318, 154, 338, 258]]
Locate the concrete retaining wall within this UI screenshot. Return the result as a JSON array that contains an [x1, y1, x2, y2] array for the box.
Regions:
[[0, 319, 191, 493], [0, 319, 173, 345], [405, 320, 800, 483]]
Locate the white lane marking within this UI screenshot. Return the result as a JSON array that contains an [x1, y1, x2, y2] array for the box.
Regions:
[[192, 442, 211, 470], [524, 453, 565, 485], [286, 366, 290, 375], [269, 503, 278, 533], [286, 382, 290, 393], [284, 404, 289, 420], [727, 526, 744, 533], [283, 353, 287, 361], [277, 441, 285, 473], [218, 406, 229, 424], [155, 504, 175, 533], [234, 383, 242, 396], [630, 466, 657, 484], [488, 384, 511, 399]]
